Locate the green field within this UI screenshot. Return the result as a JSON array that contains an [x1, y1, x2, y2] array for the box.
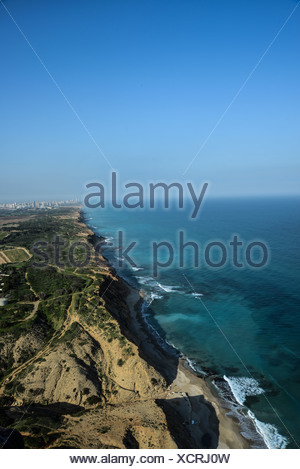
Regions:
[[2, 248, 31, 263], [0, 232, 8, 241]]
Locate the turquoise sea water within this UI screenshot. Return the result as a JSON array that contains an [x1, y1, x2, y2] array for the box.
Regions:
[[84, 197, 300, 448]]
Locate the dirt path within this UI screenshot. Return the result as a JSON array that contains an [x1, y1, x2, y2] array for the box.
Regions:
[[17, 300, 40, 322], [0, 254, 7, 265], [25, 271, 38, 298], [0, 251, 11, 263]]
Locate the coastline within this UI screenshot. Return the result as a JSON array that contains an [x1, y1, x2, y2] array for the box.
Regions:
[[126, 286, 254, 449], [81, 208, 266, 449]]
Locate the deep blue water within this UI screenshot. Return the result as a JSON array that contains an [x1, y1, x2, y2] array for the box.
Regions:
[[84, 197, 300, 448]]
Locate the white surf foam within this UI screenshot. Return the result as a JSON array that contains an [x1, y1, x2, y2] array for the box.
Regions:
[[223, 376, 265, 406], [186, 357, 196, 372], [131, 266, 144, 272], [135, 276, 183, 295], [224, 376, 288, 448], [136, 276, 159, 287], [148, 291, 164, 304], [157, 282, 182, 293], [102, 236, 114, 245], [141, 292, 163, 312], [247, 410, 289, 449]]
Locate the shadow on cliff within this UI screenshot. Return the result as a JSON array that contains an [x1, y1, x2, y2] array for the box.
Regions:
[[156, 395, 219, 448], [99, 276, 180, 385], [98, 270, 221, 448], [0, 402, 84, 449], [4, 401, 84, 421], [0, 426, 24, 449]]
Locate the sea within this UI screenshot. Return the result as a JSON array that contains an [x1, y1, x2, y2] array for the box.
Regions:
[[83, 196, 300, 449]]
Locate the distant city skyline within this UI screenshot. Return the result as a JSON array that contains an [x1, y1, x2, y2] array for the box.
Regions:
[[0, 0, 299, 201], [0, 198, 80, 208]]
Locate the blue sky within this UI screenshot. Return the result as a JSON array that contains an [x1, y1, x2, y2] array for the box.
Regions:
[[0, 0, 299, 201]]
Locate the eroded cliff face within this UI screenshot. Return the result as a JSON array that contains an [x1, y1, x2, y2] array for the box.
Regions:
[[2, 313, 176, 449], [10, 321, 164, 406]]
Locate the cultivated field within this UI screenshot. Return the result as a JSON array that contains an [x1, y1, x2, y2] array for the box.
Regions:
[[0, 247, 31, 264]]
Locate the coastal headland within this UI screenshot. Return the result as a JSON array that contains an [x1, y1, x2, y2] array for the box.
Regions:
[[0, 206, 263, 449]]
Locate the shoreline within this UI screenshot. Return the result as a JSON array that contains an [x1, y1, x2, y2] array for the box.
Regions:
[[81, 208, 266, 449], [127, 286, 248, 449]]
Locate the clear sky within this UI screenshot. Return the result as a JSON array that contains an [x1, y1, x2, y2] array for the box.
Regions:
[[0, 0, 299, 202]]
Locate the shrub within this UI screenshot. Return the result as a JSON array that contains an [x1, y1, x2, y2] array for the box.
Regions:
[[86, 395, 102, 405], [99, 426, 110, 434]]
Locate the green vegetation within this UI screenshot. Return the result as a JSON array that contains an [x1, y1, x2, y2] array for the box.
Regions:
[[58, 322, 83, 346], [0, 303, 33, 329], [0, 208, 81, 250], [0, 265, 36, 302], [0, 310, 52, 342], [0, 207, 137, 449], [27, 266, 87, 299], [37, 296, 71, 330]]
